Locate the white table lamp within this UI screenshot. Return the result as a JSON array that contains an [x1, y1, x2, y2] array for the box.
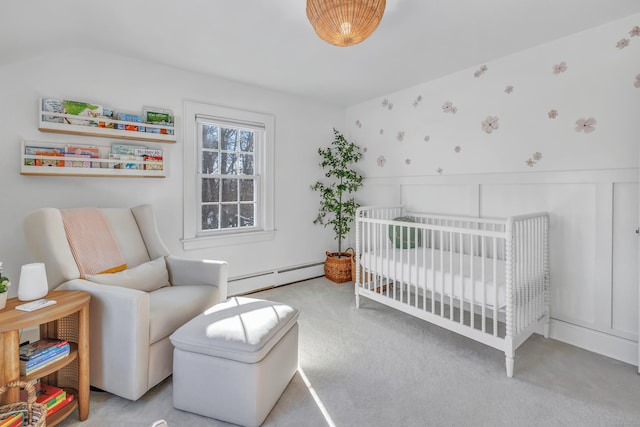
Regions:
[[18, 262, 49, 301]]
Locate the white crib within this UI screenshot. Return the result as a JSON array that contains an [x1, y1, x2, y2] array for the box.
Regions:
[[354, 206, 550, 377]]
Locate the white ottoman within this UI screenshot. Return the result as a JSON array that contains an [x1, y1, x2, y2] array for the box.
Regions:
[[169, 296, 299, 427]]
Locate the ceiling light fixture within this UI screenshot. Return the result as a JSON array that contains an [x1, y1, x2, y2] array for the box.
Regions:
[[306, 0, 386, 47]]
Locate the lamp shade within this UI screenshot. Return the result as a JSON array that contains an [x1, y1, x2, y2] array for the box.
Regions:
[[306, 0, 386, 47], [18, 262, 49, 301]]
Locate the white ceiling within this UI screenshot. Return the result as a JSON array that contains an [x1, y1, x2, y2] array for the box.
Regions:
[[2, 1, 640, 106]]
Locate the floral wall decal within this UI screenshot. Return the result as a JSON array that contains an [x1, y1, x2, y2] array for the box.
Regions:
[[436, 168, 443, 174], [376, 155, 386, 167], [346, 16, 635, 178], [616, 38, 630, 49], [552, 61, 568, 74], [382, 99, 393, 110], [442, 101, 458, 114], [526, 152, 543, 167], [575, 117, 597, 133], [473, 65, 488, 78], [363, 147, 368, 153], [481, 116, 500, 134]]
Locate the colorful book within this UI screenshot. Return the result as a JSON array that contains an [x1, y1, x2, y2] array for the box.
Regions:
[[46, 393, 74, 417], [19, 339, 69, 361], [24, 146, 64, 167], [0, 412, 23, 427], [19, 383, 64, 407], [20, 346, 70, 375], [64, 145, 101, 168], [20, 342, 69, 364]]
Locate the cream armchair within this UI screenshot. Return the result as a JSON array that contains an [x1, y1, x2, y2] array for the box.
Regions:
[[24, 204, 228, 401]]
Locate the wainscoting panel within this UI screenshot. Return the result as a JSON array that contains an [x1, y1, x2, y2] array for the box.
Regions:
[[480, 183, 598, 328], [612, 182, 639, 339]]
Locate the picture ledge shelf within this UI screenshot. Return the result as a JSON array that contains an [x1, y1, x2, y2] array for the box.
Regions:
[[38, 99, 177, 143], [20, 140, 167, 178]]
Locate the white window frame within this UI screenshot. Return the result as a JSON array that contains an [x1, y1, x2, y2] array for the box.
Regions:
[[182, 100, 275, 250]]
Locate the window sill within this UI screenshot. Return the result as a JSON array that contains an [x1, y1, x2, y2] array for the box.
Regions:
[[182, 230, 275, 250]]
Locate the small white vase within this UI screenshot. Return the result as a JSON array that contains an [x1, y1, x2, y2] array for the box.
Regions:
[[0, 292, 7, 310]]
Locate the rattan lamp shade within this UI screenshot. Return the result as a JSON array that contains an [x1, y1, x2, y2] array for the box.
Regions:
[[306, 0, 386, 47]]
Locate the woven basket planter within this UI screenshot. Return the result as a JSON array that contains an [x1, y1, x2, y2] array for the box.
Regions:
[[324, 249, 354, 283]]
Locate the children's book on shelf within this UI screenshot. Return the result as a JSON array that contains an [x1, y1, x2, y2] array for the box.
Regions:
[[111, 143, 147, 155], [19, 383, 64, 408], [19, 339, 69, 361], [20, 346, 70, 375], [24, 146, 64, 167], [64, 145, 101, 168], [46, 393, 75, 417]]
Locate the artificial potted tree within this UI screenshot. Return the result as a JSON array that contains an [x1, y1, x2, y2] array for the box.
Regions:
[[312, 128, 364, 283]]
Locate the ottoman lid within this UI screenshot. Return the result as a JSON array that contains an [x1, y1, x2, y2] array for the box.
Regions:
[[170, 297, 299, 364]]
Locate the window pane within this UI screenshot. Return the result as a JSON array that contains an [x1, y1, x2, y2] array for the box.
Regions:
[[221, 128, 237, 151], [202, 125, 219, 149], [202, 152, 219, 174], [202, 205, 219, 230], [221, 204, 238, 229], [239, 130, 254, 152], [220, 153, 237, 175], [239, 179, 254, 202], [240, 204, 255, 227], [238, 154, 254, 175], [221, 178, 238, 202], [202, 178, 220, 203]]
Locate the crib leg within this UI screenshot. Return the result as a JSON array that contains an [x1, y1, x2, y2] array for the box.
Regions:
[[505, 356, 514, 378], [355, 293, 360, 309]]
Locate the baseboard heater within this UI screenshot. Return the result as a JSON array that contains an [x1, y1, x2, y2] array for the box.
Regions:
[[229, 261, 325, 296]]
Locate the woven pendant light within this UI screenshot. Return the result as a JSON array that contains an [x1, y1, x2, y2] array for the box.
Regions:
[[306, 0, 386, 47]]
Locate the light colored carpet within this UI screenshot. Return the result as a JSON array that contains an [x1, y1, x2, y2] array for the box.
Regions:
[[59, 277, 640, 427]]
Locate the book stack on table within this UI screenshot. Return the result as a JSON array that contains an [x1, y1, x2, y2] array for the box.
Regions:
[[19, 338, 71, 376]]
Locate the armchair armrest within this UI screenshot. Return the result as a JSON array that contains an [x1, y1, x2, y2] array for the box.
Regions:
[[165, 256, 228, 300], [56, 279, 151, 401]]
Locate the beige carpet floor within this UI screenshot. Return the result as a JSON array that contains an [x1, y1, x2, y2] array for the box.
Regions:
[[58, 277, 640, 427]]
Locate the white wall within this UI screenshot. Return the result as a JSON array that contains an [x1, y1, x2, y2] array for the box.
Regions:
[[346, 14, 640, 365], [0, 48, 343, 296]]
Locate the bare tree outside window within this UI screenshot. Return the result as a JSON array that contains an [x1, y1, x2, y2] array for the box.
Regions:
[[199, 123, 257, 232]]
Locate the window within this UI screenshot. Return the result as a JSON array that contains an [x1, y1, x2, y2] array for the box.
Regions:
[[183, 101, 274, 250]]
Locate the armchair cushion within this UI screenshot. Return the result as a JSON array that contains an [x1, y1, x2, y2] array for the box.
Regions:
[[86, 257, 170, 292], [148, 285, 221, 344]]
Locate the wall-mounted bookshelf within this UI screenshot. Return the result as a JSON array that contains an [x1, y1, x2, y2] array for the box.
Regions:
[[38, 98, 176, 143], [20, 140, 166, 178]]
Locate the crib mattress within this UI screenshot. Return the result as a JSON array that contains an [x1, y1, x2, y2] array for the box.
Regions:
[[360, 248, 506, 309]]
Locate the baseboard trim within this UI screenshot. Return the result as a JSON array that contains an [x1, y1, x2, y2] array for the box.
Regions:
[[228, 262, 325, 296], [549, 319, 638, 367]]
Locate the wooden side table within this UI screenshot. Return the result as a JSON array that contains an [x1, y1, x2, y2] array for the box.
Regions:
[[0, 290, 90, 425]]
